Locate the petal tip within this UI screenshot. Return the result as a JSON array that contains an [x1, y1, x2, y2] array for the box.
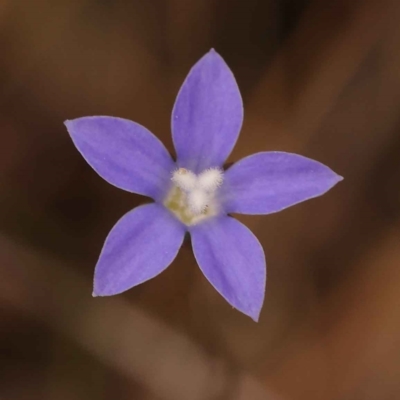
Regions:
[[247, 305, 262, 322], [331, 172, 344, 187], [64, 119, 73, 128], [251, 314, 260, 323], [92, 273, 119, 297], [236, 306, 261, 322], [202, 48, 224, 63], [64, 116, 101, 130], [64, 117, 82, 125], [64, 118, 81, 134], [92, 283, 106, 297], [92, 285, 114, 297], [92, 279, 113, 297]]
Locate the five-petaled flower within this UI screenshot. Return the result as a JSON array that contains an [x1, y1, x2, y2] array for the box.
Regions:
[[65, 49, 342, 321]]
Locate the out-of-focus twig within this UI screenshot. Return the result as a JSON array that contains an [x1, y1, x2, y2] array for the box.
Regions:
[[0, 235, 274, 400], [242, 0, 396, 154]]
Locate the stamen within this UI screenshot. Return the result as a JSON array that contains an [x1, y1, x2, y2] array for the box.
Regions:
[[171, 168, 197, 191], [165, 167, 224, 225], [188, 189, 208, 214], [197, 168, 224, 191]]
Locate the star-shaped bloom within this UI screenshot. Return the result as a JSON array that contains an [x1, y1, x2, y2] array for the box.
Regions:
[[65, 49, 342, 321]]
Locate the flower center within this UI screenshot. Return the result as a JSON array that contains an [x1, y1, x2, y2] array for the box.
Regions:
[[164, 167, 224, 226]]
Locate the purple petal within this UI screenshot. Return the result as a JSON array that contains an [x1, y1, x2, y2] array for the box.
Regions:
[[223, 152, 343, 215], [190, 216, 266, 321], [172, 49, 243, 173], [93, 203, 185, 296], [65, 116, 174, 201]]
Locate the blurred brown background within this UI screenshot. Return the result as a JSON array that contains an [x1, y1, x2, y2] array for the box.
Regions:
[[1, 0, 400, 399]]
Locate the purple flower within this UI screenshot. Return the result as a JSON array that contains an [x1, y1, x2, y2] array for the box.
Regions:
[[65, 49, 342, 321]]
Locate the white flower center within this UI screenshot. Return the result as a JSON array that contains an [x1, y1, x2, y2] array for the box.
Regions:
[[164, 167, 224, 225]]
